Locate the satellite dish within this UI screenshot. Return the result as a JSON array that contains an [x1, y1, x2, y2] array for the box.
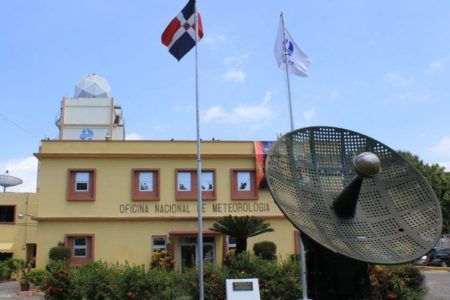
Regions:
[[0, 172, 23, 192], [265, 126, 442, 264]]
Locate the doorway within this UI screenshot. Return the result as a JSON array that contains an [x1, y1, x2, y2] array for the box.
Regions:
[[179, 236, 215, 272]]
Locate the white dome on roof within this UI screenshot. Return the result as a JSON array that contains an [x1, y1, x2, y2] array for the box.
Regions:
[[74, 74, 111, 98]]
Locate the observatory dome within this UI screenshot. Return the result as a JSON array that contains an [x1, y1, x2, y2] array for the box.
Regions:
[[74, 74, 112, 98]]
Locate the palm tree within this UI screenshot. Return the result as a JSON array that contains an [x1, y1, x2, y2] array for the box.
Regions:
[[209, 215, 274, 254]]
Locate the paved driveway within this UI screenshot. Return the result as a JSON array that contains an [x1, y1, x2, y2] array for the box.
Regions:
[[0, 281, 43, 300], [424, 269, 450, 300]]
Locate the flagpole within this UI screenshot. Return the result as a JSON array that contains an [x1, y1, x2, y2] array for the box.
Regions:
[[281, 13, 295, 131], [280, 12, 309, 300], [194, 2, 205, 300]]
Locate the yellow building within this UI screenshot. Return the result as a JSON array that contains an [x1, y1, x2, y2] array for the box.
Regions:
[[1, 75, 299, 270], [0, 193, 38, 263], [33, 140, 299, 270]]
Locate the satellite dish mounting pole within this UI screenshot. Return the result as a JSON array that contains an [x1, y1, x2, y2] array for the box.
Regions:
[[280, 12, 309, 300]]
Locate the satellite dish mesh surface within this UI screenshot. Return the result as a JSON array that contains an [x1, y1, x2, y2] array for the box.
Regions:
[[266, 126, 442, 264]]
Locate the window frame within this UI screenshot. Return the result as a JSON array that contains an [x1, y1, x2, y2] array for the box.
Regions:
[[65, 234, 94, 265], [175, 169, 216, 201], [131, 169, 160, 201], [231, 169, 258, 200], [67, 169, 96, 201], [0, 205, 15, 224], [151, 235, 167, 250]]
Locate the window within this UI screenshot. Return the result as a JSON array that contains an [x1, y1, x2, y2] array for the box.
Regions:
[[65, 234, 94, 265], [231, 169, 258, 200], [75, 172, 90, 191], [132, 169, 160, 201], [67, 169, 96, 201], [73, 237, 87, 257], [139, 172, 153, 191], [0, 206, 15, 224], [177, 172, 192, 191], [152, 236, 167, 250], [227, 236, 236, 251], [176, 169, 216, 200]]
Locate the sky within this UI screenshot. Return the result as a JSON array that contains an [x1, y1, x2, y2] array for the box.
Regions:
[[1, 0, 450, 192]]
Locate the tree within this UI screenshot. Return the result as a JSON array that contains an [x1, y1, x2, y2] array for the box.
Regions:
[[209, 215, 274, 254], [399, 151, 450, 234]]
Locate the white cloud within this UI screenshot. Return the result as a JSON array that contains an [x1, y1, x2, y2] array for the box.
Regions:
[[0, 156, 38, 192], [203, 34, 226, 46], [427, 60, 445, 73], [382, 72, 409, 87], [429, 136, 450, 156], [223, 69, 246, 83], [203, 90, 277, 125], [440, 161, 450, 171], [303, 107, 316, 121], [224, 54, 249, 67], [125, 132, 144, 140]]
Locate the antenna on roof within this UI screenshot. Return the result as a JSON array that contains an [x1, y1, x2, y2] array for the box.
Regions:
[[0, 170, 23, 192]]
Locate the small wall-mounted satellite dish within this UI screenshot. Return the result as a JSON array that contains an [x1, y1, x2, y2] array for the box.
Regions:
[[265, 126, 442, 299], [0, 171, 23, 192]]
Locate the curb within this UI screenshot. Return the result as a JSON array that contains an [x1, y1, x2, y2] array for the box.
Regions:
[[417, 266, 450, 272]]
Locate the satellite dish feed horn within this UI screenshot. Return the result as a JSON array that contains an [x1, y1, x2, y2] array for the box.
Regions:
[[332, 152, 381, 219]]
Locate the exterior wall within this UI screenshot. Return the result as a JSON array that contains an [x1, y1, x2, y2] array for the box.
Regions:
[[59, 97, 124, 140], [34, 140, 298, 268], [0, 193, 38, 261]]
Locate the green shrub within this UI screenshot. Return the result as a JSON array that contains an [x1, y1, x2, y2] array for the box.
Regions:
[[150, 249, 175, 271], [74, 261, 120, 299], [0, 260, 11, 281], [48, 244, 71, 262], [44, 266, 81, 300], [253, 241, 277, 260], [369, 264, 427, 300], [38, 258, 425, 300], [28, 268, 48, 288]]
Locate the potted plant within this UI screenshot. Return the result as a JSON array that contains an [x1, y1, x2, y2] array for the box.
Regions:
[[18, 263, 31, 291]]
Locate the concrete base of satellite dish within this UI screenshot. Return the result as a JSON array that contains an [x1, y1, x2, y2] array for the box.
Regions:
[[266, 126, 442, 300], [0, 171, 23, 192]]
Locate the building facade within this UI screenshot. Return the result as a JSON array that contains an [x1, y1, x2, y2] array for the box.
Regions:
[[0, 193, 38, 263], [33, 140, 298, 270], [1, 74, 299, 270]]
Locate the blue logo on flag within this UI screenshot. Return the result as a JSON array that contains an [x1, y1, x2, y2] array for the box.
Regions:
[[284, 39, 294, 56], [80, 128, 94, 140]]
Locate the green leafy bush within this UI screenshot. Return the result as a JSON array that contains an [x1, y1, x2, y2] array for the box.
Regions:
[[253, 241, 277, 260], [150, 249, 175, 271], [44, 266, 81, 300], [0, 259, 21, 281], [41, 257, 426, 300], [27, 268, 49, 289], [48, 244, 71, 262], [369, 264, 427, 300]]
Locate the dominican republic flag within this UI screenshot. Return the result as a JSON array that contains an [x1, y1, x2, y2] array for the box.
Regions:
[[161, 0, 203, 61]]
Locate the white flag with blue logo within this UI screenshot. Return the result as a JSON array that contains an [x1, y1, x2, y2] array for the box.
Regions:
[[274, 19, 311, 77]]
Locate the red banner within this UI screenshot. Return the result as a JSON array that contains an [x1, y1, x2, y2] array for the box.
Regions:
[[254, 141, 275, 188]]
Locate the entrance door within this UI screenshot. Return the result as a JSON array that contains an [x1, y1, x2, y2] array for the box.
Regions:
[[180, 244, 197, 272], [179, 236, 215, 272]]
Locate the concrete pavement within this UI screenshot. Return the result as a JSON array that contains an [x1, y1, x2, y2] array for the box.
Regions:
[[0, 281, 43, 300]]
